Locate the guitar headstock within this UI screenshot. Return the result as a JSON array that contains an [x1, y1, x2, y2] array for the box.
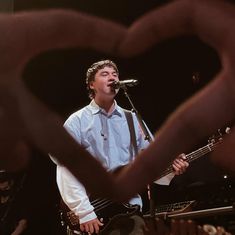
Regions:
[[208, 127, 230, 144]]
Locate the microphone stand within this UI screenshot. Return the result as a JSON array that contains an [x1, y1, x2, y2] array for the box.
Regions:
[[120, 85, 156, 219]]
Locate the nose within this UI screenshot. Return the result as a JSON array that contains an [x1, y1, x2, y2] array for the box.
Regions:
[[109, 75, 118, 82], [108, 76, 118, 88]]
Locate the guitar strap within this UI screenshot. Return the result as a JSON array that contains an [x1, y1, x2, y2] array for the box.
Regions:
[[123, 109, 138, 159]]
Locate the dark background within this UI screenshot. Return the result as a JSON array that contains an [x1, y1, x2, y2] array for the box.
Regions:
[[1, 0, 235, 234], [16, 0, 232, 184]]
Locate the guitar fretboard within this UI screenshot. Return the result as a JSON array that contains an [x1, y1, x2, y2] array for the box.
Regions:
[[157, 140, 222, 179]]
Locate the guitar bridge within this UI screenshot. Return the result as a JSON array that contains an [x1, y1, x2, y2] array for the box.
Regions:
[[66, 211, 79, 226]]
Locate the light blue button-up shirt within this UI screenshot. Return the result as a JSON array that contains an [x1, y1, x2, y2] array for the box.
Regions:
[[55, 100, 173, 223], [56, 100, 149, 223], [64, 100, 149, 171]]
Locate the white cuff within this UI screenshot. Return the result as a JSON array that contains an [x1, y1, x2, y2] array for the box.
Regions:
[[79, 211, 97, 224]]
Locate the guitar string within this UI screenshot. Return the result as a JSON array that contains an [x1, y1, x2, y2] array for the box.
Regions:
[[65, 142, 222, 227], [159, 141, 221, 178], [92, 199, 113, 212], [91, 141, 222, 212], [160, 144, 215, 176], [92, 199, 132, 213]]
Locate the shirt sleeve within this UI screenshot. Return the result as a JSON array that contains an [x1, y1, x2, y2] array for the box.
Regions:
[[58, 115, 96, 223], [56, 165, 97, 224]]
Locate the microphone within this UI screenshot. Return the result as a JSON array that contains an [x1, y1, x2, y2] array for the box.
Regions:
[[112, 79, 139, 89]]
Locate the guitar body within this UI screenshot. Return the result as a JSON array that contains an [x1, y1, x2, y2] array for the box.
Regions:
[[59, 129, 228, 234], [60, 199, 140, 234], [59, 166, 141, 234]]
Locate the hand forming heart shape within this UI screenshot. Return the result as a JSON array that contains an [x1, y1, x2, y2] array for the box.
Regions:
[[0, 0, 235, 201]]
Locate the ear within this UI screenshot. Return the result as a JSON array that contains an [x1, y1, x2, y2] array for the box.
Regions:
[[89, 81, 94, 90]]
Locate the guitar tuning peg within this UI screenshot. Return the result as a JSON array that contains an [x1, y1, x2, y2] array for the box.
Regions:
[[208, 136, 215, 144], [225, 127, 231, 134]]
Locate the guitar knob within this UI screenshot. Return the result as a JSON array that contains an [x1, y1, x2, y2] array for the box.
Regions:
[[203, 224, 217, 235], [225, 127, 231, 134]]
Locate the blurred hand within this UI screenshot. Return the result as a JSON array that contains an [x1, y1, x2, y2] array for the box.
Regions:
[[172, 153, 189, 175], [80, 218, 103, 234]]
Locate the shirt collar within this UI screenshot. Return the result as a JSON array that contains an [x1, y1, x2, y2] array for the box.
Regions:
[[89, 99, 122, 117]]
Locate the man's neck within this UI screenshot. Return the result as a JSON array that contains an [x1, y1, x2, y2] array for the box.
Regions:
[[94, 97, 115, 114]]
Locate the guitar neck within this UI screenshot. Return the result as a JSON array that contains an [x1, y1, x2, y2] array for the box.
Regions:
[[157, 141, 221, 179]]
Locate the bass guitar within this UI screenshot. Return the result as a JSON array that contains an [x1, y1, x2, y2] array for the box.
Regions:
[[60, 197, 140, 235], [60, 128, 228, 234], [146, 128, 229, 218], [156, 128, 226, 180]]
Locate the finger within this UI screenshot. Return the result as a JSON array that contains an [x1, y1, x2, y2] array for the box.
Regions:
[[88, 223, 94, 234], [0, 140, 31, 171], [187, 220, 197, 235], [173, 159, 188, 170], [173, 158, 186, 165], [176, 153, 186, 161], [155, 217, 169, 235], [80, 224, 85, 232], [172, 163, 185, 174], [171, 219, 180, 235], [172, 166, 182, 175], [216, 226, 226, 235], [197, 225, 205, 235], [119, 0, 193, 57], [184, 161, 189, 168], [172, 160, 183, 167], [172, 167, 182, 175], [98, 220, 104, 226], [202, 224, 217, 235], [178, 219, 188, 235], [8, 10, 127, 68], [85, 224, 90, 233], [94, 222, 100, 234]]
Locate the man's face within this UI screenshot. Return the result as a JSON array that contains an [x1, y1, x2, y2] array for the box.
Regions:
[[90, 66, 119, 99]]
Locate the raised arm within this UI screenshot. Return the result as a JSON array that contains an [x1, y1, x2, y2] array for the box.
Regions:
[[0, 9, 125, 71], [0, 9, 126, 197], [116, 0, 235, 201], [1, 0, 235, 202]]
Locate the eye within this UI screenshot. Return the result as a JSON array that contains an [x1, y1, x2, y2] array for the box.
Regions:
[[100, 72, 108, 76]]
